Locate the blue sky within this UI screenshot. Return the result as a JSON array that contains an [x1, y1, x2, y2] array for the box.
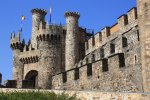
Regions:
[[0, 0, 136, 83]]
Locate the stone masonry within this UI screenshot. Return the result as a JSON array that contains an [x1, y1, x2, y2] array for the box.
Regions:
[[8, 0, 150, 94]]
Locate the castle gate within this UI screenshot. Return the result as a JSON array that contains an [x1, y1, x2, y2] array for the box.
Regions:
[[25, 70, 38, 88]]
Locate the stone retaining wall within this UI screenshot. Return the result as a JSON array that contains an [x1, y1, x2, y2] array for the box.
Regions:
[[0, 88, 150, 100]]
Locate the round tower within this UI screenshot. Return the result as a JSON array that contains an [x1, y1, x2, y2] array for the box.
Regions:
[[37, 23, 63, 89], [137, 0, 150, 92], [65, 12, 80, 70], [31, 8, 47, 49], [10, 32, 24, 88]]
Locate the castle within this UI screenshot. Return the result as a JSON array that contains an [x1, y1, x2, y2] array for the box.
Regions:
[[7, 0, 150, 93]]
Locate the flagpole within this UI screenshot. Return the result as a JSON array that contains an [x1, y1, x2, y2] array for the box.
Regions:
[[20, 15, 25, 33], [20, 20, 23, 33], [50, 13, 51, 24], [49, 0, 52, 24]]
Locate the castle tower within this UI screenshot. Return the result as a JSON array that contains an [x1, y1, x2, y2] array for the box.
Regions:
[[137, 0, 150, 92], [37, 22, 63, 89], [10, 32, 24, 88], [31, 9, 47, 49], [65, 12, 80, 70]]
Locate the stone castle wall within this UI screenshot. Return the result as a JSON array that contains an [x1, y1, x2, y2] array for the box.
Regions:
[[52, 7, 143, 92]]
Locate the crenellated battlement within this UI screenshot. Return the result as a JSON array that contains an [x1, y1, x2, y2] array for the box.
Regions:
[[19, 50, 40, 64], [85, 7, 138, 55], [37, 22, 63, 41], [10, 32, 23, 50], [31, 8, 47, 16], [65, 11, 80, 18], [52, 53, 128, 91]]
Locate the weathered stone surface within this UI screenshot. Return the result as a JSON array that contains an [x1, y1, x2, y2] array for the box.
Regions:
[[137, 0, 150, 92]]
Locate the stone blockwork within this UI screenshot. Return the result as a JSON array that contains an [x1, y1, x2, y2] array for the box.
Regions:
[[65, 12, 80, 71], [9, 0, 150, 95], [52, 7, 143, 92], [137, 0, 150, 92], [0, 88, 150, 100]]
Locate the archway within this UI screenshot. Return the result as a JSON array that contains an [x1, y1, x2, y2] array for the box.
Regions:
[[25, 70, 38, 88]]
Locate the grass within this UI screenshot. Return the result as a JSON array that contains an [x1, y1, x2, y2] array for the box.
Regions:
[[0, 91, 78, 100]]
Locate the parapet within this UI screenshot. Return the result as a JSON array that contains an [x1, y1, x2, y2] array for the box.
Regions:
[[117, 7, 137, 29], [127, 7, 137, 23], [85, 7, 138, 54], [65, 11, 80, 18], [101, 27, 110, 40], [10, 32, 22, 50], [118, 14, 128, 29], [37, 22, 63, 41], [52, 52, 126, 90], [31, 8, 47, 16], [19, 50, 40, 64]]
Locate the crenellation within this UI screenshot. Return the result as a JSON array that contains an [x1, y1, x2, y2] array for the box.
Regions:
[[65, 11, 80, 18], [118, 14, 128, 30], [23, 45, 27, 52], [127, 7, 138, 23], [94, 32, 102, 50], [31, 8, 47, 15], [101, 27, 110, 39], [10, 32, 21, 48]]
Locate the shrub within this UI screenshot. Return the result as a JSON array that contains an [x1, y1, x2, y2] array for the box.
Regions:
[[0, 91, 77, 100]]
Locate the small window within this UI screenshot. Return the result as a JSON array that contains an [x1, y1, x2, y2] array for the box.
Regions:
[[137, 30, 140, 41], [124, 15, 128, 25], [110, 43, 115, 54], [74, 68, 79, 80], [119, 53, 125, 68], [86, 57, 89, 64], [135, 55, 137, 63], [62, 72, 67, 83], [102, 59, 108, 72], [100, 48, 104, 58], [122, 37, 128, 47], [92, 54, 95, 62], [87, 63, 92, 76]]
